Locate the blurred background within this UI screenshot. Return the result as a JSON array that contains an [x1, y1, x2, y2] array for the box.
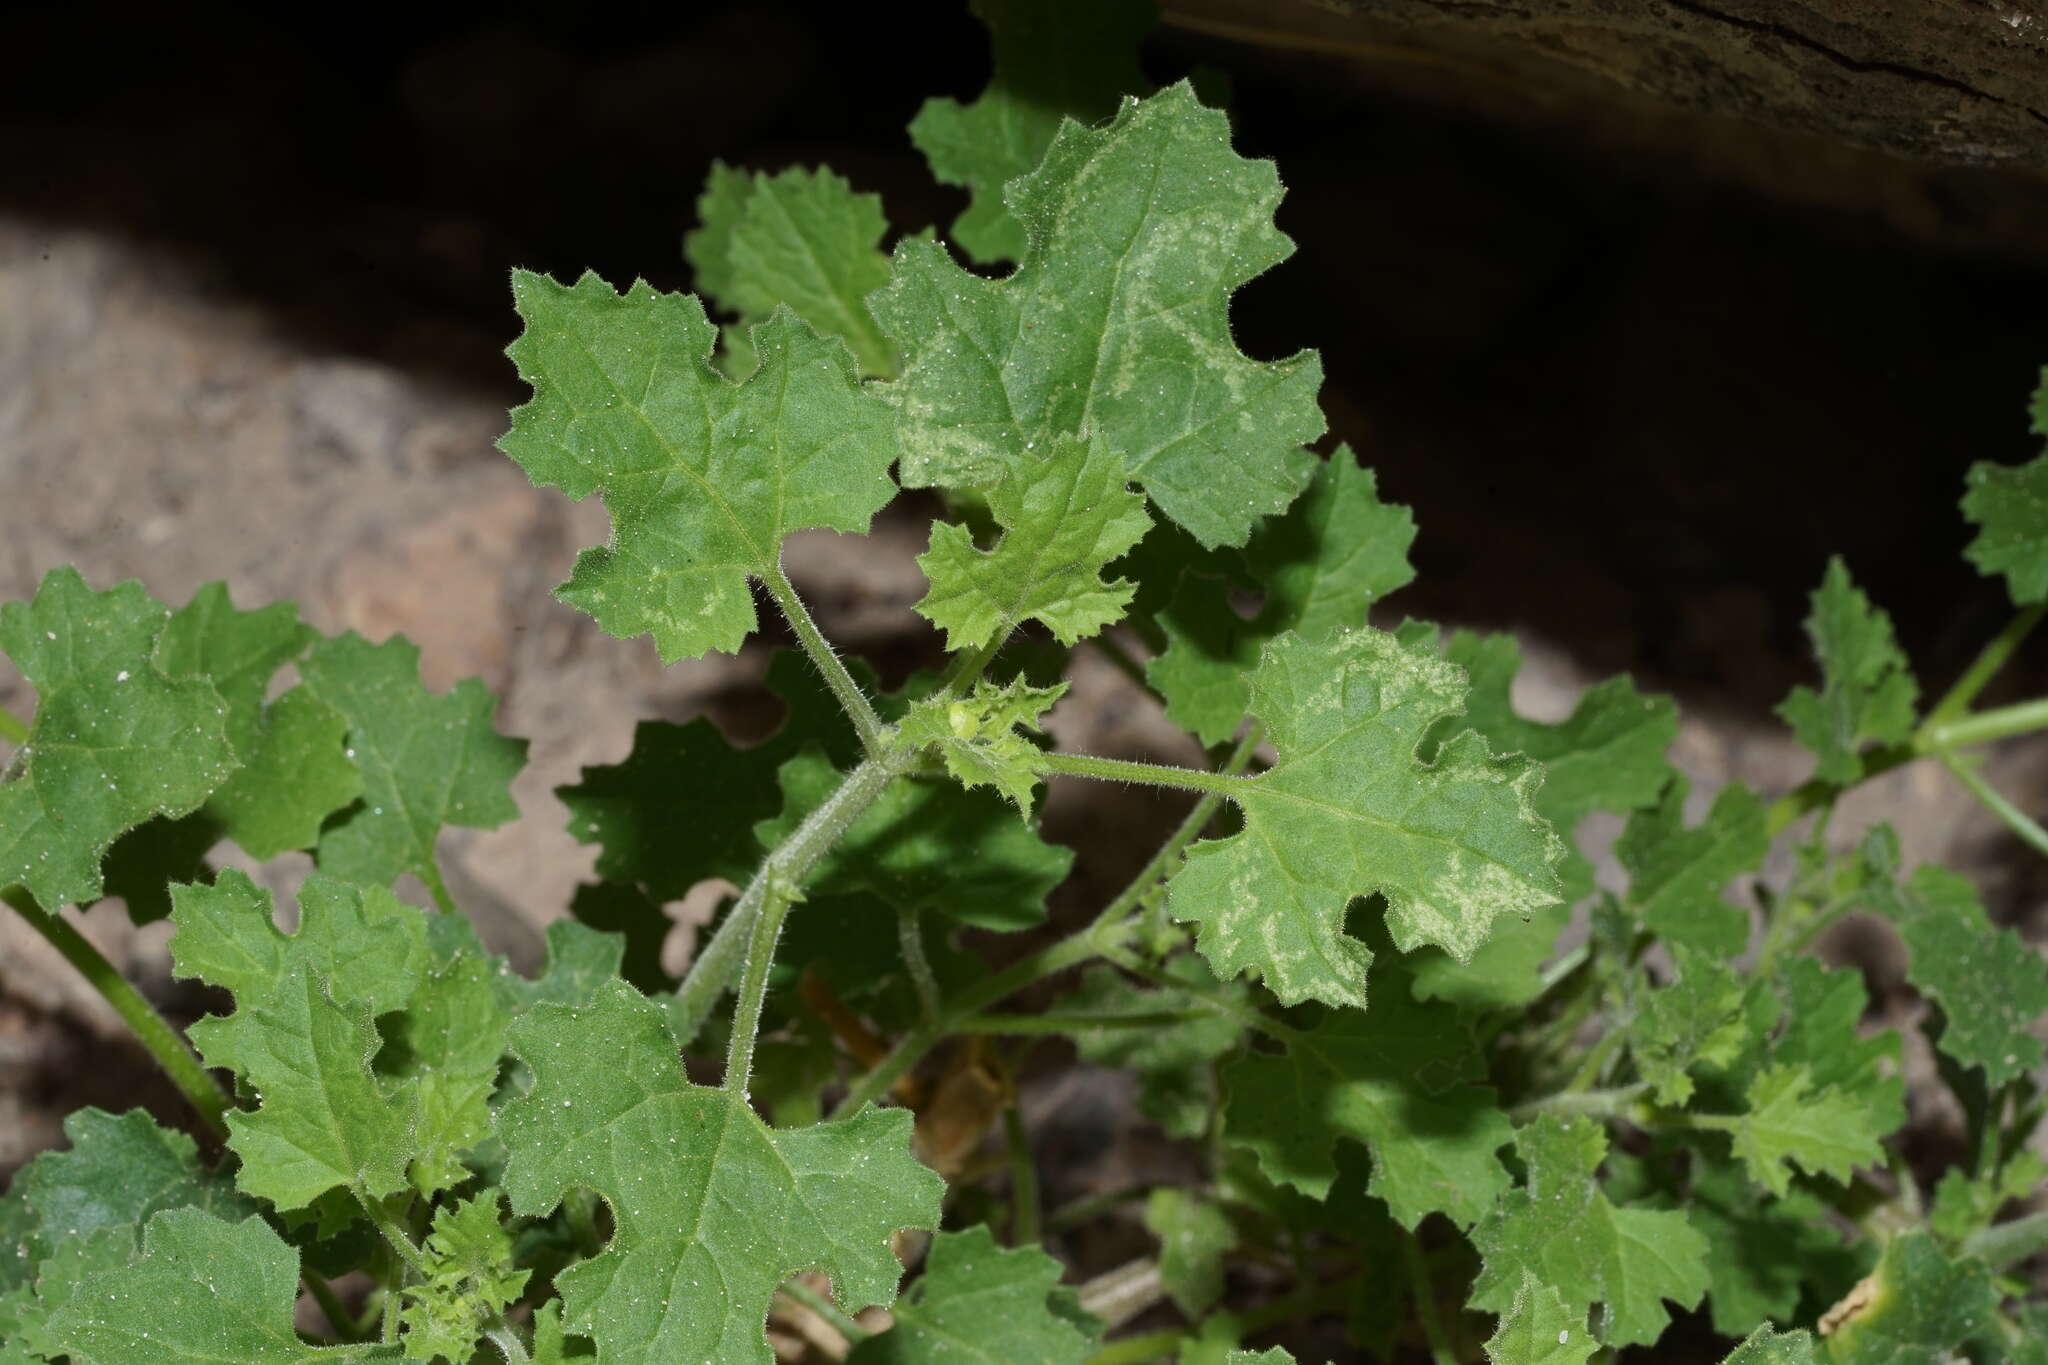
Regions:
[[2, 0, 2046, 1295]]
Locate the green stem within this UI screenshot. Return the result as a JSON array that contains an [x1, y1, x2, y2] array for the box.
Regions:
[[0, 703, 26, 746], [832, 922, 1125, 1120], [1509, 1082, 1650, 1124], [1, 887, 231, 1140], [304, 1269, 361, 1342], [1045, 1183, 1159, 1234], [764, 562, 886, 758], [1098, 944, 1301, 1045], [725, 871, 799, 1095], [898, 904, 941, 1029], [1005, 1103, 1042, 1245], [364, 1198, 426, 1276], [779, 1277, 873, 1343], [672, 750, 903, 1047], [481, 1320, 530, 1363], [830, 728, 1263, 1122], [1923, 696, 2048, 752], [1926, 604, 2046, 727], [1964, 1210, 2048, 1271], [1940, 751, 2048, 860], [1035, 750, 1253, 799], [1402, 1229, 1459, 1365], [957, 1008, 1220, 1034], [417, 860, 458, 918]]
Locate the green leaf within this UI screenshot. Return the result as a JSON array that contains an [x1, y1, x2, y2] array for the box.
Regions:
[[846, 1225, 1096, 1364], [1409, 628, 1675, 1008], [171, 870, 429, 1210], [1469, 1115, 1708, 1349], [1150, 451, 1416, 745], [42, 1208, 401, 1363], [96, 811, 220, 925], [1721, 1064, 1887, 1197], [1221, 960, 1513, 1227], [1615, 777, 1765, 956], [298, 631, 524, 892], [1815, 1232, 1996, 1363], [1630, 945, 1747, 1106], [501, 271, 899, 660], [1960, 368, 2048, 605], [880, 83, 1323, 548], [1858, 830, 2048, 1087], [1736, 957, 1904, 1149], [0, 568, 238, 909], [917, 434, 1152, 650], [1145, 1188, 1236, 1317], [1775, 559, 1918, 784], [1062, 959, 1245, 1139], [760, 745, 1072, 931], [562, 651, 861, 900], [1484, 1273, 1594, 1365], [398, 1193, 530, 1363], [379, 915, 517, 1195], [685, 164, 896, 378], [899, 677, 1066, 814], [499, 979, 943, 1362], [1686, 1160, 1860, 1337], [1170, 628, 1563, 1009], [154, 582, 361, 860], [0, 1105, 264, 1351], [909, 0, 1155, 265], [1721, 1326, 1816, 1363]]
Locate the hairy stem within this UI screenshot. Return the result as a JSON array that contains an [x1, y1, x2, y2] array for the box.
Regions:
[[764, 562, 886, 757], [1509, 1082, 1650, 1124], [898, 904, 941, 1029], [482, 1320, 530, 1363], [723, 753, 902, 1096], [832, 922, 1127, 1120], [1, 887, 232, 1140], [1940, 751, 2048, 860], [779, 1277, 873, 1343], [303, 1269, 361, 1342], [1925, 696, 2048, 753], [417, 860, 458, 917], [672, 750, 902, 1047], [1035, 750, 1253, 799], [1964, 1210, 2048, 1271], [1925, 604, 2046, 727], [1098, 943, 1300, 1045]]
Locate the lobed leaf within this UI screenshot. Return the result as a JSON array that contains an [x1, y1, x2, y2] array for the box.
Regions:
[[910, 0, 1155, 265], [41, 1208, 401, 1363], [1063, 959, 1245, 1139], [1170, 628, 1563, 1009], [299, 631, 524, 892], [1483, 1273, 1594, 1365], [1615, 777, 1764, 956], [1222, 958, 1513, 1227], [1469, 1116, 1708, 1350], [845, 1225, 1096, 1364], [899, 677, 1066, 814], [1630, 945, 1747, 1106], [499, 979, 943, 1362], [1775, 559, 1917, 784], [1722, 1064, 1887, 1198], [880, 83, 1323, 548], [916, 433, 1151, 650], [0, 569, 238, 909], [1960, 368, 2048, 605], [1813, 1232, 1997, 1362], [1858, 828, 2048, 1087], [685, 163, 896, 378], [1150, 451, 1415, 745], [501, 271, 899, 660]]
